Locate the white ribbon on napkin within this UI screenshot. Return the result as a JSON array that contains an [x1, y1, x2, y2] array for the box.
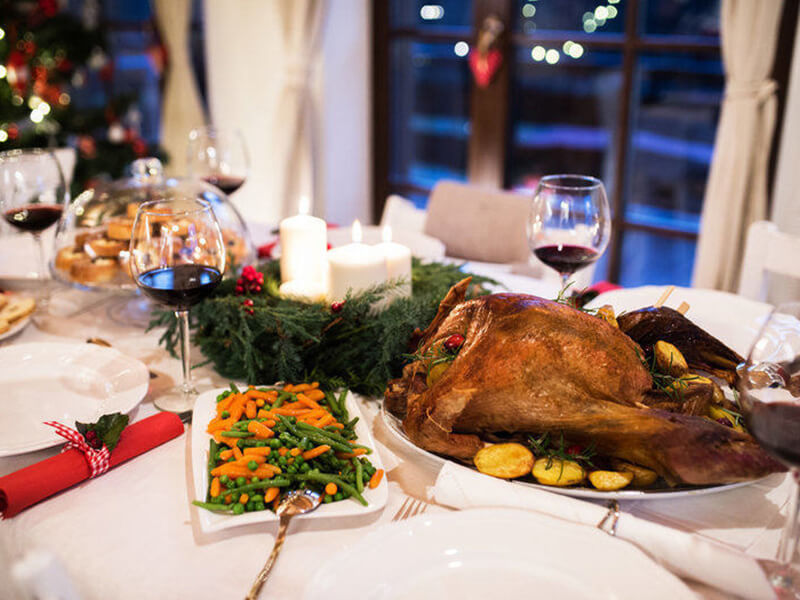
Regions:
[[432, 462, 773, 600]]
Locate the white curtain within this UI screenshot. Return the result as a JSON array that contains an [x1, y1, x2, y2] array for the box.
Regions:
[[154, 0, 205, 176], [691, 0, 783, 291], [274, 0, 326, 217]]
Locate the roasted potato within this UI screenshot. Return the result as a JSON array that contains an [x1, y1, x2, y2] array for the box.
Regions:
[[596, 305, 619, 328], [654, 340, 689, 377], [532, 457, 585, 486], [609, 459, 658, 487], [589, 470, 634, 491], [426, 362, 450, 387], [707, 405, 745, 433], [473, 443, 534, 479]]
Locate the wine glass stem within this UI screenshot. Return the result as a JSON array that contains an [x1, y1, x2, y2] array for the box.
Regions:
[[32, 233, 51, 306], [560, 273, 571, 292], [777, 469, 800, 567], [176, 310, 193, 394]]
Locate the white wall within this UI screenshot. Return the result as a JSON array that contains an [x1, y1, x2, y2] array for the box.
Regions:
[[203, 0, 371, 227], [768, 10, 800, 303]]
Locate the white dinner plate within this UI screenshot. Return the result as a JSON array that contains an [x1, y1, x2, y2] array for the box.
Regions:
[[0, 342, 150, 457], [304, 508, 695, 600], [190, 387, 388, 533], [0, 312, 31, 342], [381, 286, 773, 500]]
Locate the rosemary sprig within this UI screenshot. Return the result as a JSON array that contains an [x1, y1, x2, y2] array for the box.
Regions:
[[637, 348, 697, 403], [552, 281, 600, 315], [718, 406, 745, 428], [527, 432, 597, 469]]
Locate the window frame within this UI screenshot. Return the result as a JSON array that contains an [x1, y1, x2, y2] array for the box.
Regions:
[[371, 0, 797, 283]]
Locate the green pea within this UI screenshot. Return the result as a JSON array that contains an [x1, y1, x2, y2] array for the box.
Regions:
[[246, 501, 255, 511], [248, 460, 258, 471], [300, 464, 310, 473], [251, 494, 263, 503], [236, 476, 247, 486], [334, 492, 343, 501], [323, 495, 333, 504], [225, 479, 236, 489], [221, 410, 230, 419], [251, 477, 260, 484], [231, 492, 241, 502], [219, 475, 230, 484], [232, 503, 245, 515], [256, 441, 267, 447], [269, 439, 281, 448], [254, 502, 266, 511]]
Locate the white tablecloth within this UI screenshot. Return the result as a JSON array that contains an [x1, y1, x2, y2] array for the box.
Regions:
[[0, 235, 790, 600]]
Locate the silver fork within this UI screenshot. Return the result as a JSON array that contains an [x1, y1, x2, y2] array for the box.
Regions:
[[392, 497, 429, 521]]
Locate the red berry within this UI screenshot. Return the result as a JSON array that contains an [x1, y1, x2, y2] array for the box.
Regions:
[[246, 308, 254, 315], [444, 334, 465, 350], [254, 285, 262, 292], [256, 273, 264, 282], [331, 301, 345, 313], [566, 445, 583, 456], [86, 430, 97, 440], [243, 299, 254, 307]]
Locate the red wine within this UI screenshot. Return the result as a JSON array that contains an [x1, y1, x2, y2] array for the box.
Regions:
[[202, 175, 245, 195], [4, 204, 63, 232], [137, 264, 222, 309], [746, 401, 800, 468], [534, 244, 599, 276]]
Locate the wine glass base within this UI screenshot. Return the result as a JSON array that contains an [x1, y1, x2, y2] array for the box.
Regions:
[[154, 386, 198, 414], [106, 295, 154, 328]]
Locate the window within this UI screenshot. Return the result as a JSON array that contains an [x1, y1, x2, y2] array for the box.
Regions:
[[372, 0, 795, 286]]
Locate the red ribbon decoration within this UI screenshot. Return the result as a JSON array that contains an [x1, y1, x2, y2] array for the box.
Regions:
[[43, 422, 111, 478]]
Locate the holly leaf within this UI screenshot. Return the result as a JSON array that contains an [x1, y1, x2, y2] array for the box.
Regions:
[[75, 412, 129, 451]]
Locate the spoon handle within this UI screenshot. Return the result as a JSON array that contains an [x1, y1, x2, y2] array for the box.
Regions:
[[245, 515, 291, 600]]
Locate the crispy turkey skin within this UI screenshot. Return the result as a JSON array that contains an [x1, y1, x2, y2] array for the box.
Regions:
[[385, 279, 784, 486]]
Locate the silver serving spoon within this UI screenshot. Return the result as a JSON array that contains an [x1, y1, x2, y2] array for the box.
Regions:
[[245, 488, 322, 600]]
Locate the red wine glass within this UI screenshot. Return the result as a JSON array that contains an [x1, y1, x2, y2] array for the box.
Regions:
[[527, 175, 610, 291], [738, 303, 800, 595], [187, 125, 249, 196], [130, 197, 226, 413], [0, 149, 67, 305]]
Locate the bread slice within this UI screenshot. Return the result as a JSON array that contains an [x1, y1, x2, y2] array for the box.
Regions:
[[1, 296, 36, 323]]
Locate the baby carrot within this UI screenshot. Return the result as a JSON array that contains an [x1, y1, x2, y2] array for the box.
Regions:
[[289, 447, 301, 457], [315, 414, 335, 429], [291, 383, 313, 393], [265, 419, 276, 428], [278, 447, 289, 457], [304, 388, 325, 402], [247, 420, 274, 438], [243, 447, 271, 456], [210, 477, 221, 498], [302, 444, 331, 460], [219, 449, 234, 460], [369, 469, 384, 489], [239, 494, 249, 504], [245, 401, 257, 420], [257, 409, 273, 419], [296, 393, 321, 410], [233, 445, 244, 461], [264, 487, 280, 503], [255, 398, 265, 408], [325, 482, 337, 495]]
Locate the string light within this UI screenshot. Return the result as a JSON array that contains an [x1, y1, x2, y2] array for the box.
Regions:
[[522, 3, 536, 18], [419, 5, 444, 20], [531, 46, 546, 61], [563, 41, 574, 54], [0, 65, 6, 79], [28, 95, 42, 110], [569, 43, 584, 59], [584, 19, 597, 33], [454, 41, 469, 57], [30, 109, 44, 123], [38, 101, 51, 115], [0, 28, 5, 40], [607, 5, 618, 18], [0, 131, 7, 143], [59, 92, 71, 105], [594, 6, 608, 20], [545, 49, 560, 64]]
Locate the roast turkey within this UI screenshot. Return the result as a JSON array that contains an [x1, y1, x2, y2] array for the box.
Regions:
[[385, 279, 784, 485]]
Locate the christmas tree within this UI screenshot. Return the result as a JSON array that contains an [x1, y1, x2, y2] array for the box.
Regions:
[[0, 0, 166, 195]]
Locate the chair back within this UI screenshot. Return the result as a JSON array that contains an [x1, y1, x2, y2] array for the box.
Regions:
[[423, 181, 531, 264], [738, 220, 800, 301]]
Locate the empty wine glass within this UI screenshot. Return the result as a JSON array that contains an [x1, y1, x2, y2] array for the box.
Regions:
[[738, 303, 800, 596], [528, 175, 611, 290], [187, 125, 249, 196], [0, 149, 67, 307], [130, 197, 226, 413]]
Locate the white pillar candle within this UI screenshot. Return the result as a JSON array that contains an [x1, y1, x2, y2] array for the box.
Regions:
[[327, 220, 388, 301], [375, 225, 412, 297], [279, 280, 327, 303], [279, 197, 327, 284]]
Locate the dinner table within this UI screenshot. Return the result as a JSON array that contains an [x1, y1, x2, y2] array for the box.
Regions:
[[0, 228, 792, 600]]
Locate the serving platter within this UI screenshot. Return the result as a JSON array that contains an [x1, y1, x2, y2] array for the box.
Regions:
[[190, 387, 388, 534], [304, 508, 695, 599], [0, 342, 150, 457], [380, 286, 773, 500]]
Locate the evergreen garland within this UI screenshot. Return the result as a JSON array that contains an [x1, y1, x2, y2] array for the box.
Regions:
[[150, 259, 496, 397]]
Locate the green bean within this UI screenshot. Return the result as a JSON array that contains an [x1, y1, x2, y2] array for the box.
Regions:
[[225, 479, 291, 496], [289, 472, 367, 506], [208, 439, 218, 473], [220, 430, 252, 438], [290, 425, 352, 452], [295, 422, 370, 452], [192, 500, 231, 512], [229, 382, 241, 394], [354, 457, 364, 494], [337, 389, 350, 421], [273, 391, 293, 408]]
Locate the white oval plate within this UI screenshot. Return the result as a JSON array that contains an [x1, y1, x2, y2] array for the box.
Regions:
[[0, 312, 32, 342], [0, 342, 150, 457], [304, 507, 695, 600], [190, 387, 388, 534], [381, 286, 773, 500]]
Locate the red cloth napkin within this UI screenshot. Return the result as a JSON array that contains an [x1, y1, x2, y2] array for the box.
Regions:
[[0, 412, 184, 518], [586, 281, 622, 295]]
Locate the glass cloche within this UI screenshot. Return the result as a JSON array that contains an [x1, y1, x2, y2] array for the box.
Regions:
[[52, 158, 255, 290]]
